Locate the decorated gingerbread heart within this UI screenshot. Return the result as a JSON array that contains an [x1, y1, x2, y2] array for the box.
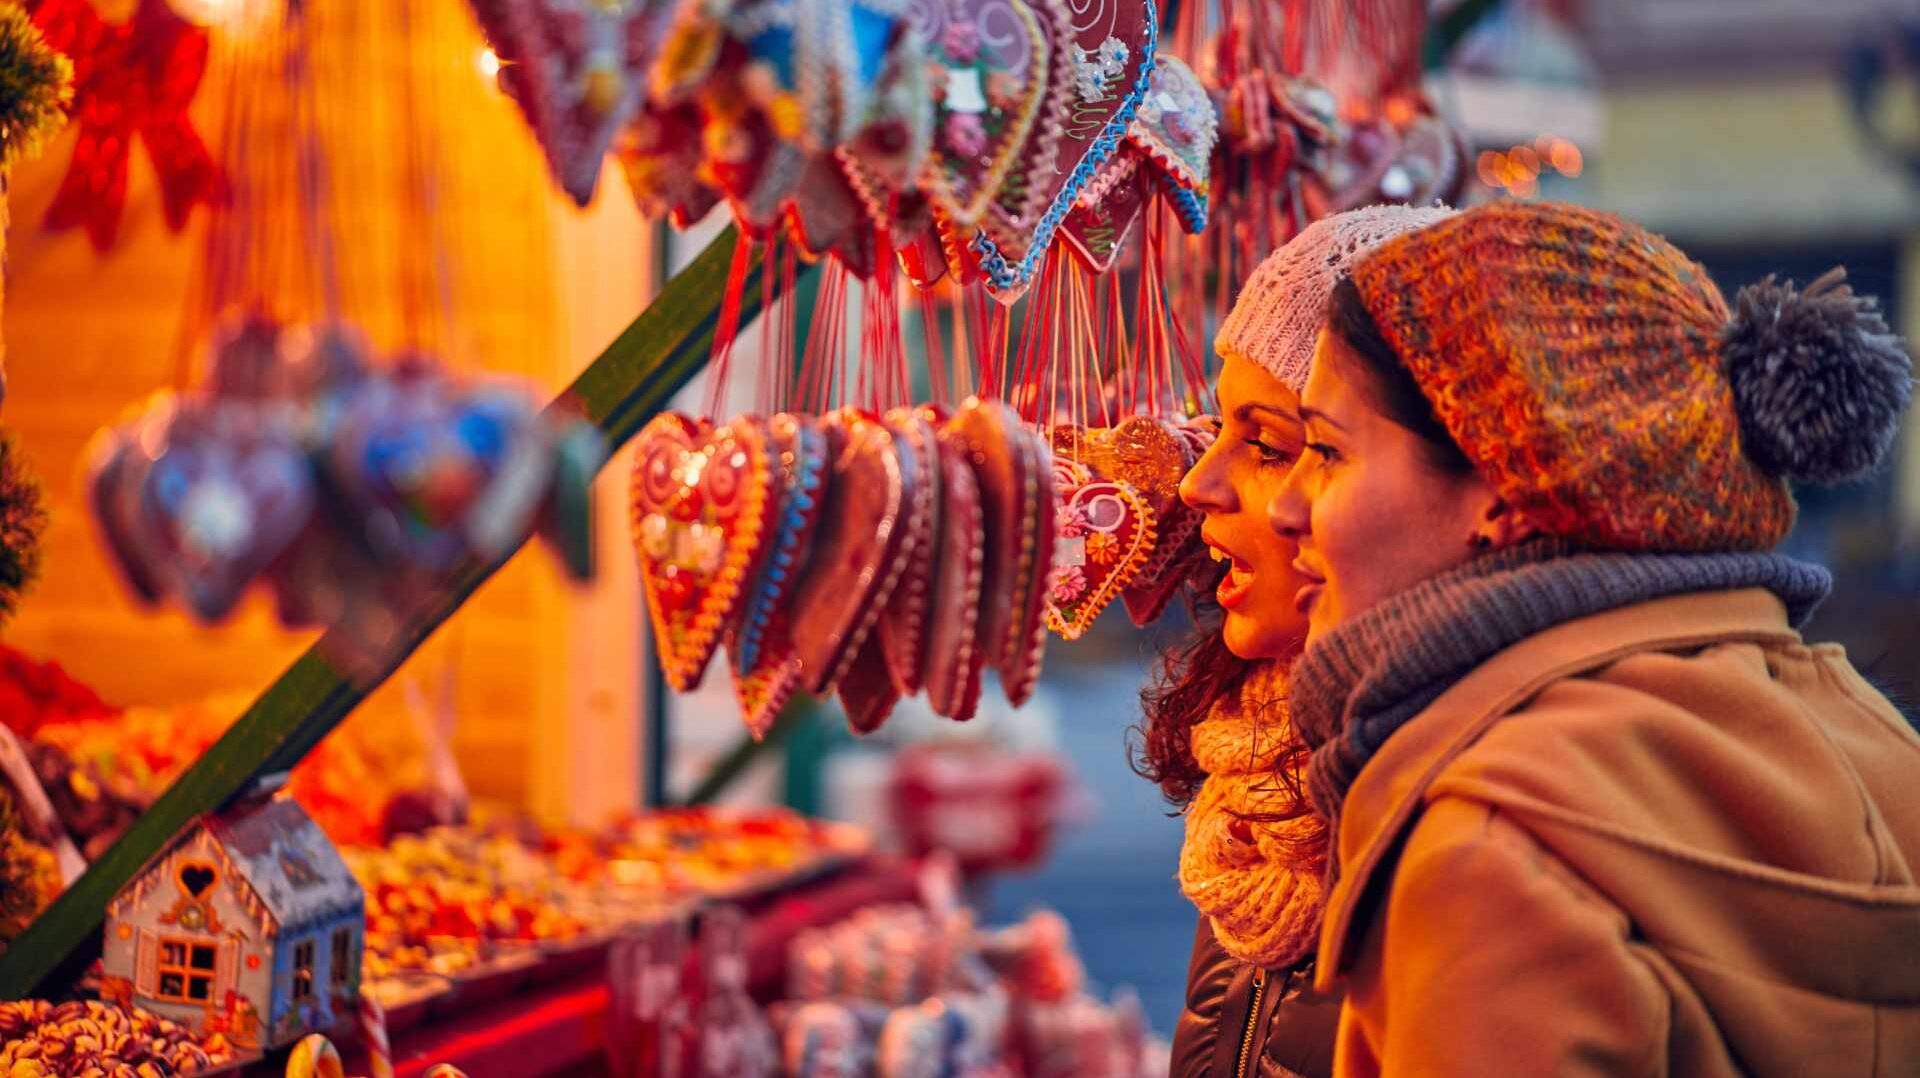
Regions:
[[631, 413, 779, 691], [1126, 53, 1213, 194], [946, 399, 1053, 706], [731, 413, 828, 675], [734, 609, 805, 739], [971, 0, 1156, 295], [872, 408, 941, 695], [1043, 456, 1155, 639], [136, 402, 317, 622], [914, 0, 1051, 230], [923, 421, 986, 721], [1059, 151, 1149, 274], [836, 636, 900, 733], [467, 0, 667, 206], [836, 25, 934, 233], [614, 101, 715, 226], [787, 412, 914, 693], [1120, 415, 1211, 625], [328, 370, 557, 572]]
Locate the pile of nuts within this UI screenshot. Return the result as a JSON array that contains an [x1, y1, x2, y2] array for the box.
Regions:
[[0, 999, 236, 1077]]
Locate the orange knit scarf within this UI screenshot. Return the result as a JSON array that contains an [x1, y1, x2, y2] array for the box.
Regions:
[[1178, 660, 1325, 971]]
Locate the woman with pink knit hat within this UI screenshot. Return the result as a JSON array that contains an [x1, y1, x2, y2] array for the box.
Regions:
[[1138, 204, 1454, 1078], [1266, 200, 1917, 1073]]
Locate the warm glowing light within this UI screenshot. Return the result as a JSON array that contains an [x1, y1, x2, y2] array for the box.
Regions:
[[1549, 139, 1583, 178], [477, 47, 503, 80], [168, 0, 247, 25], [1478, 136, 1585, 198]]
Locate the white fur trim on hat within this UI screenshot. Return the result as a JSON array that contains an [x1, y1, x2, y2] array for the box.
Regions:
[[1214, 204, 1457, 392]]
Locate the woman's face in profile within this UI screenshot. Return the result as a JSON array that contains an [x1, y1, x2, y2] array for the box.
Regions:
[[1178, 355, 1314, 661], [1267, 329, 1496, 647]]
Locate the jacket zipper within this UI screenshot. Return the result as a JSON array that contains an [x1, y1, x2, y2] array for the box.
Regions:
[[1234, 968, 1267, 1078]]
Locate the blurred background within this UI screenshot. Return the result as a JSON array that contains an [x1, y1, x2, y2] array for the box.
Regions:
[[4, 0, 1918, 1038]]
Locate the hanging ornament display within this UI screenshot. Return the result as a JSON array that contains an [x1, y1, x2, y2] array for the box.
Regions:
[[28, 0, 223, 251], [86, 315, 602, 670]]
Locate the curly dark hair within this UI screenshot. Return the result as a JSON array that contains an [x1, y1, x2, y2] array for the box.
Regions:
[[1130, 566, 1329, 868]]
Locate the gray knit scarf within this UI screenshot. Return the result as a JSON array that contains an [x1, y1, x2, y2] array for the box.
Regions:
[[1289, 541, 1832, 880]]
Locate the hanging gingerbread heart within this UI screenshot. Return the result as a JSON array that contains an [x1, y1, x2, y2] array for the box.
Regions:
[[923, 422, 986, 721], [873, 407, 941, 695], [87, 420, 170, 607], [785, 153, 877, 278], [631, 413, 779, 691], [327, 370, 557, 572], [836, 25, 934, 234], [971, 0, 1156, 295], [914, 0, 1051, 230], [1120, 415, 1211, 625], [1043, 456, 1155, 639], [731, 413, 828, 675], [615, 101, 715, 226], [467, 0, 666, 206], [836, 636, 900, 733], [138, 403, 317, 622], [735, 611, 805, 739], [946, 399, 1053, 706], [787, 413, 913, 693], [1127, 53, 1213, 192], [1059, 152, 1149, 274]]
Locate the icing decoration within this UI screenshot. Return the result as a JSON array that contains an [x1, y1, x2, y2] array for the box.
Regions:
[[969, 0, 1156, 297], [923, 421, 986, 721], [733, 611, 805, 739], [731, 413, 828, 674], [911, 0, 1050, 230], [873, 408, 941, 695], [630, 414, 778, 692], [466, 0, 665, 207], [1042, 455, 1154, 639], [786, 413, 913, 693]]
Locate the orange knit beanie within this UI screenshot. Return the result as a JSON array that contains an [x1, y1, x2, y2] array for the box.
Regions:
[[1346, 200, 1914, 552]]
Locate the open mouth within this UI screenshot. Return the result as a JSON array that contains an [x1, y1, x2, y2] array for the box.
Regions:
[[1207, 538, 1255, 611]]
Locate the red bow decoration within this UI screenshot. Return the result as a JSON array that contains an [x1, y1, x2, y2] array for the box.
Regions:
[[30, 0, 224, 252]]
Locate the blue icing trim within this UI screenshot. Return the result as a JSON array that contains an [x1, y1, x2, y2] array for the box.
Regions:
[[735, 433, 825, 671], [849, 5, 895, 88], [1168, 182, 1208, 234], [974, 0, 1160, 294]]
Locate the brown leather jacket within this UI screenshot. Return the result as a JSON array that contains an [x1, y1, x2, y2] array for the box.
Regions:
[[1170, 915, 1342, 1078]]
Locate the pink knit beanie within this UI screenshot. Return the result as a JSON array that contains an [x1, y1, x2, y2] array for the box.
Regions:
[[1214, 204, 1457, 391]]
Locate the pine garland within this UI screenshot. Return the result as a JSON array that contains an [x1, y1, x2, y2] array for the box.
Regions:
[[0, 431, 44, 627], [0, 3, 71, 173]]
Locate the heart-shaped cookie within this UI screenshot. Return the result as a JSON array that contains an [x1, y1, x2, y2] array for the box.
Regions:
[[328, 372, 556, 571], [1126, 53, 1214, 194], [836, 636, 900, 734], [731, 413, 828, 675], [468, 0, 667, 206], [88, 419, 169, 606], [615, 101, 714, 226], [139, 403, 317, 622], [947, 399, 1053, 705], [1043, 457, 1155, 639], [1120, 415, 1211, 625], [734, 610, 804, 739], [631, 413, 778, 691], [913, 0, 1051, 230], [971, 0, 1156, 294], [787, 413, 913, 693], [1059, 152, 1148, 274], [923, 422, 985, 721], [873, 408, 941, 695]]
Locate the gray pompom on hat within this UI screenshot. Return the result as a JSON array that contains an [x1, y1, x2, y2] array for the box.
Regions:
[[1722, 267, 1915, 485]]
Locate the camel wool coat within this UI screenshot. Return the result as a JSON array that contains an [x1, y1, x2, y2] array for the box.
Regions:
[[1311, 587, 1920, 1076]]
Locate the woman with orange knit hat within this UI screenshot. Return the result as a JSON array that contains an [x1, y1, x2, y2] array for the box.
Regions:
[[1266, 200, 1918, 1073], [1138, 203, 1454, 1078]]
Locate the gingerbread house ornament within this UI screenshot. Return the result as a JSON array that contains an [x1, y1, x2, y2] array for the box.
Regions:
[[101, 791, 364, 1052]]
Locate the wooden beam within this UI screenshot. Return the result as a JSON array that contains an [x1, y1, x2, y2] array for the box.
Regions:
[[0, 224, 782, 999]]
